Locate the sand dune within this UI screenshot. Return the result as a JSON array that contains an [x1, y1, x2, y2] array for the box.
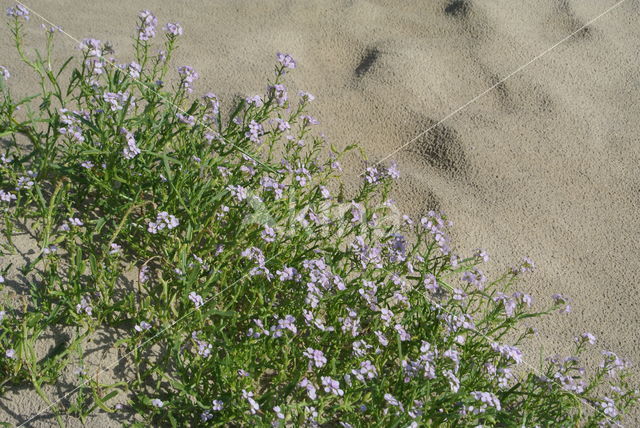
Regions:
[[1, 0, 638, 424]]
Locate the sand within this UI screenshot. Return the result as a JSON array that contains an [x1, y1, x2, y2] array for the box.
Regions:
[[1, 0, 639, 424]]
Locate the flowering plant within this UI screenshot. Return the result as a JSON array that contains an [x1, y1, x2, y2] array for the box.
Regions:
[[0, 6, 637, 427]]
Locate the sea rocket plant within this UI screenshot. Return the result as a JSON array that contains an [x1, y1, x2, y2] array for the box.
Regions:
[[0, 8, 637, 427]]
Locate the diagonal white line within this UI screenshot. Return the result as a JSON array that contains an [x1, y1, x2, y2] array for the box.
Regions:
[[13, 0, 278, 174], [371, 0, 628, 168]]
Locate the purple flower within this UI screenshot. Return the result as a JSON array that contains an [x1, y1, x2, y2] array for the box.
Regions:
[[134, 321, 152, 332], [600, 397, 618, 418], [227, 185, 247, 202], [276, 266, 299, 282], [68, 217, 83, 227], [246, 95, 263, 107], [470, 391, 502, 411], [212, 400, 224, 411], [298, 378, 317, 400], [0, 66, 9, 80], [201, 410, 213, 422], [177, 65, 198, 93], [303, 348, 327, 368], [76, 296, 93, 316], [151, 398, 163, 408], [321, 376, 343, 396], [444, 369, 460, 393], [261, 225, 276, 243], [352, 360, 378, 381], [268, 84, 288, 107], [276, 52, 296, 69], [120, 128, 141, 160], [176, 113, 196, 125], [6, 5, 29, 20], [384, 393, 403, 410], [242, 389, 260, 414], [491, 343, 523, 364], [245, 120, 264, 144], [164, 22, 183, 36], [5, 349, 16, 359], [137, 10, 157, 41], [188, 292, 204, 309], [575, 332, 596, 345], [274, 405, 285, 420], [300, 115, 319, 125], [298, 90, 315, 102], [78, 38, 102, 58], [0, 190, 17, 203], [551, 293, 571, 313], [147, 211, 179, 233]]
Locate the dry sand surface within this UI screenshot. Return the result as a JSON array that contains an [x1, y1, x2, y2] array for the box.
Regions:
[[1, 0, 639, 425]]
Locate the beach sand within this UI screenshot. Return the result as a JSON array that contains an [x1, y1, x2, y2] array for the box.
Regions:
[[1, 0, 639, 424]]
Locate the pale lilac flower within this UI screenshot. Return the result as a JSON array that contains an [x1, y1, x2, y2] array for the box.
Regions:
[[200, 410, 213, 422], [276, 266, 299, 282], [76, 296, 92, 316], [321, 376, 344, 396], [103, 91, 134, 111], [374, 330, 389, 347], [276, 52, 296, 69], [242, 389, 260, 414], [134, 321, 152, 332], [386, 162, 400, 179], [298, 378, 317, 400], [274, 405, 285, 419], [0, 66, 9, 80], [5, 349, 16, 359], [298, 90, 315, 102], [177, 65, 198, 93], [164, 22, 183, 36], [300, 115, 319, 125], [246, 95, 263, 107], [227, 185, 247, 202], [147, 211, 179, 233], [395, 324, 411, 341], [269, 84, 288, 106], [139, 265, 149, 283], [576, 332, 596, 345], [512, 256, 535, 274], [0, 190, 17, 202], [188, 292, 204, 309], [137, 10, 157, 41], [384, 393, 403, 410], [600, 397, 618, 417], [16, 174, 35, 190], [444, 369, 460, 392], [304, 348, 327, 368], [151, 398, 163, 408], [274, 118, 291, 132], [68, 217, 83, 227], [491, 343, 523, 365], [43, 245, 58, 255], [245, 120, 264, 144], [176, 113, 195, 125], [121, 128, 141, 160], [353, 360, 378, 381], [212, 400, 224, 411], [127, 62, 142, 78], [109, 243, 121, 254], [6, 5, 29, 20], [380, 308, 394, 327], [551, 293, 571, 313], [277, 315, 297, 334], [470, 391, 502, 411], [81, 161, 94, 169]]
